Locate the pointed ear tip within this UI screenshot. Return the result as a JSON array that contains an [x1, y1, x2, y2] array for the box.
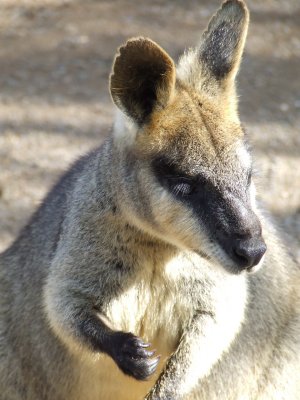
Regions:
[[113, 37, 145, 57], [221, 0, 249, 18], [110, 37, 149, 76], [115, 36, 164, 54], [113, 36, 171, 58], [111, 36, 175, 76], [111, 37, 150, 62]]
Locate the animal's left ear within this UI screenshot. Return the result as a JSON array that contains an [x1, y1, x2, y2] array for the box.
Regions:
[[199, 0, 249, 85], [179, 0, 249, 94]]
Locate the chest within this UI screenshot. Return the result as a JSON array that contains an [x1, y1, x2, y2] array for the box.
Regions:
[[75, 253, 247, 400], [104, 253, 222, 357]]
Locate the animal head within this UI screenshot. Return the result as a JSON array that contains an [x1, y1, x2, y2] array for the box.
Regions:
[[109, 0, 266, 274]]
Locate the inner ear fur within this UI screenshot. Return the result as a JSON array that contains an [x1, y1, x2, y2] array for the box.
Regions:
[[110, 38, 175, 125], [199, 0, 249, 84]]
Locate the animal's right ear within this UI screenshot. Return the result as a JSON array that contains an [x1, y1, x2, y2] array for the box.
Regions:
[[110, 38, 175, 125]]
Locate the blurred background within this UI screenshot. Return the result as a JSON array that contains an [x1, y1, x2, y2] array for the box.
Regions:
[[0, 0, 299, 260]]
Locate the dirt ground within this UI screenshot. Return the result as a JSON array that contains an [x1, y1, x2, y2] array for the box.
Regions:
[[0, 0, 299, 261]]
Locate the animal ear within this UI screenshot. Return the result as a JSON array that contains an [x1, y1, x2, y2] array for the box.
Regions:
[[199, 0, 249, 84], [110, 38, 175, 125], [178, 0, 249, 95]]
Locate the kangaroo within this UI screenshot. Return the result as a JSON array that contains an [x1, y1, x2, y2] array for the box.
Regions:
[[0, 0, 299, 399]]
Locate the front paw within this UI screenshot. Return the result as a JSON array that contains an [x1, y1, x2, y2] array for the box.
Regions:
[[111, 332, 160, 380]]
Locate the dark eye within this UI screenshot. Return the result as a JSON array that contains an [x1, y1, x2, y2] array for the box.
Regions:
[[170, 179, 195, 197]]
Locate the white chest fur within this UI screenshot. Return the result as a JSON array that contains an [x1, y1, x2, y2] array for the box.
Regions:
[[75, 252, 248, 400]]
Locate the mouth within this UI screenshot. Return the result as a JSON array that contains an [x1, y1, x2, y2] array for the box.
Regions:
[[195, 242, 265, 275], [244, 253, 265, 274], [223, 250, 265, 275]]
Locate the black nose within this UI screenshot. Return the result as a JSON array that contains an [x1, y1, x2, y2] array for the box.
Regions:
[[232, 238, 267, 270]]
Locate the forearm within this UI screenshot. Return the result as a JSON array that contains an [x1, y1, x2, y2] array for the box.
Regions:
[[44, 271, 159, 381], [146, 312, 229, 400]]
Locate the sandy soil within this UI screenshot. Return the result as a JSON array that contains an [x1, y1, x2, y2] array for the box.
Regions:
[[0, 0, 299, 261]]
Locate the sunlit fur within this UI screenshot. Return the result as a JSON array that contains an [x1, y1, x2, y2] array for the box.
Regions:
[[0, 1, 299, 400], [113, 78, 263, 279]]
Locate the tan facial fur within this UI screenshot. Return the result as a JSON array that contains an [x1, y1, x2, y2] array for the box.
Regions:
[[137, 93, 244, 254], [110, 15, 253, 273]]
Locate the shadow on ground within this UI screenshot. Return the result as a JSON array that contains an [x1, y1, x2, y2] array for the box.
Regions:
[[0, 0, 299, 254]]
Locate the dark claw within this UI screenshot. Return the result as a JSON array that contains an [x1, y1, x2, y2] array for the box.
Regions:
[[109, 332, 160, 380], [147, 356, 161, 375], [145, 350, 156, 358]]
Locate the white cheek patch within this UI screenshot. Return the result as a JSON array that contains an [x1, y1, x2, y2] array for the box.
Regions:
[[113, 108, 137, 146], [236, 144, 251, 170]]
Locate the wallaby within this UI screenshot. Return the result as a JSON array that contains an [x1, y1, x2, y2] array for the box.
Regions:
[[0, 0, 299, 399]]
